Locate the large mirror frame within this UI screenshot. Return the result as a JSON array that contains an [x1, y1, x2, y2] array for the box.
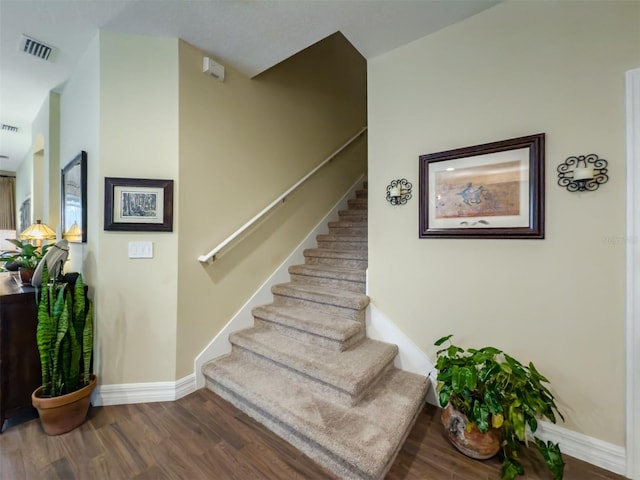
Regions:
[[61, 151, 87, 243]]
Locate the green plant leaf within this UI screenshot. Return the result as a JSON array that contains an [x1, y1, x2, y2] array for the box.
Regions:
[[473, 400, 490, 433], [501, 456, 524, 480], [528, 361, 550, 383], [36, 264, 53, 395], [434, 334, 453, 346], [480, 346, 503, 357], [52, 293, 70, 396], [447, 344, 464, 357], [484, 388, 502, 414], [509, 403, 526, 442], [459, 366, 477, 392], [451, 365, 461, 392], [535, 437, 565, 480], [435, 356, 450, 372], [526, 415, 538, 434], [439, 385, 452, 407], [83, 300, 93, 385], [479, 362, 502, 384]]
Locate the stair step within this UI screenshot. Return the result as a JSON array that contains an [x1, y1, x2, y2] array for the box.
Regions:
[[355, 188, 368, 199], [289, 264, 365, 293], [347, 198, 368, 210], [203, 354, 429, 480], [272, 282, 369, 321], [328, 220, 368, 236], [316, 234, 367, 251], [229, 326, 397, 401], [339, 209, 367, 220], [252, 304, 364, 351], [304, 248, 368, 269]]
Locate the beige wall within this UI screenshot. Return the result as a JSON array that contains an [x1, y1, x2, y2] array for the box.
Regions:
[[59, 34, 100, 277], [176, 33, 367, 377], [26, 93, 60, 230], [368, 0, 639, 446], [54, 30, 366, 386], [96, 33, 180, 384]]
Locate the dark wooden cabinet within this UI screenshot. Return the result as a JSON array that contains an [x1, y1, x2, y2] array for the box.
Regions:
[[0, 272, 40, 432]]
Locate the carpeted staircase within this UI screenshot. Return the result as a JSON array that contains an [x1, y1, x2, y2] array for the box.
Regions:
[[202, 183, 430, 480]]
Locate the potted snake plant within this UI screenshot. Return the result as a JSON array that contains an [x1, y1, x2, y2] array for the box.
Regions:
[[31, 263, 96, 435], [434, 334, 565, 480]]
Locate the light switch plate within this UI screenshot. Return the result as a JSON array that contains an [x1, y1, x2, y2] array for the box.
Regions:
[[128, 241, 153, 259]]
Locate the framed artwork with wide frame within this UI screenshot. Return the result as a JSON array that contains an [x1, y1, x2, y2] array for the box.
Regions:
[[419, 133, 545, 239], [61, 151, 88, 243], [104, 177, 174, 232]]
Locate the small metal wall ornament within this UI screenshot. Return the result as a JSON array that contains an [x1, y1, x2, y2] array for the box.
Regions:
[[557, 154, 608, 192], [386, 179, 412, 205]]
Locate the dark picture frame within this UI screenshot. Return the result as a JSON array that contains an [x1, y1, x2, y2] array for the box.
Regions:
[[419, 133, 545, 239], [104, 177, 174, 232], [61, 151, 88, 243], [19, 196, 31, 234]]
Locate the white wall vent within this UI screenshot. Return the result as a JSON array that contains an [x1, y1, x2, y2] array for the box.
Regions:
[[1, 124, 18, 133], [19, 35, 55, 61]]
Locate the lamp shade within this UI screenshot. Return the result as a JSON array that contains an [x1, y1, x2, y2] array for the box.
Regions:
[[62, 222, 82, 242], [19, 220, 57, 241]]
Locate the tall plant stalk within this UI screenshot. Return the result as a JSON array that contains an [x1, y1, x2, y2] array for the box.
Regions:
[[36, 263, 93, 397]]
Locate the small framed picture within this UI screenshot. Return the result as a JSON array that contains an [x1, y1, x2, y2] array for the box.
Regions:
[[419, 133, 545, 239], [104, 177, 174, 232]]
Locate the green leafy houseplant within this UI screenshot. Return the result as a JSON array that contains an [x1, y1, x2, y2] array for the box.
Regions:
[[434, 334, 565, 480], [1, 238, 52, 269], [35, 263, 93, 397]]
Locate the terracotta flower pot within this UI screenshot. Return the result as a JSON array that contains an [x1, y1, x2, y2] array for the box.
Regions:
[[31, 375, 97, 435], [441, 403, 501, 460], [18, 267, 34, 286]]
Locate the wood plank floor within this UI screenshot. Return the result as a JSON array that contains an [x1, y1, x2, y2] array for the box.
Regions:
[[0, 388, 628, 479]]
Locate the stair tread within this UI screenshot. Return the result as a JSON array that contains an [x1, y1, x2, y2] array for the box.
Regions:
[[328, 220, 368, 228], [252, 304, 362, 341], [289, 264, 366, 282], [339, 209, 367, 215], [304, 248, 368, 260], [203, 353, 429, 480], [317, 234, 367, 242], [230, 326, 396, 396], [272, 282, 370, 310]]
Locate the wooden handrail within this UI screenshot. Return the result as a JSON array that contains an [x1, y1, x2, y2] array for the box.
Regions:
[[198, 127, 367, 264]]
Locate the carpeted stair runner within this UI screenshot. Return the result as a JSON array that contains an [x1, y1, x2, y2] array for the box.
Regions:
[[202, 182, 429, 480]]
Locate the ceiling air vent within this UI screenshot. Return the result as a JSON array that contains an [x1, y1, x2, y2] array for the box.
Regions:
[[19, 34, 55, 61], [1, 124, 18, 133]]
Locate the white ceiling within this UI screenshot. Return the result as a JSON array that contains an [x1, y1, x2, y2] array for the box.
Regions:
[[0, 0, 498, 173]]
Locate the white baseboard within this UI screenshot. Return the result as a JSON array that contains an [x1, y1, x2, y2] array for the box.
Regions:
[[193, 175, 366, 389], [93, 373, 196, 406], [535, 420, 626, 476]]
